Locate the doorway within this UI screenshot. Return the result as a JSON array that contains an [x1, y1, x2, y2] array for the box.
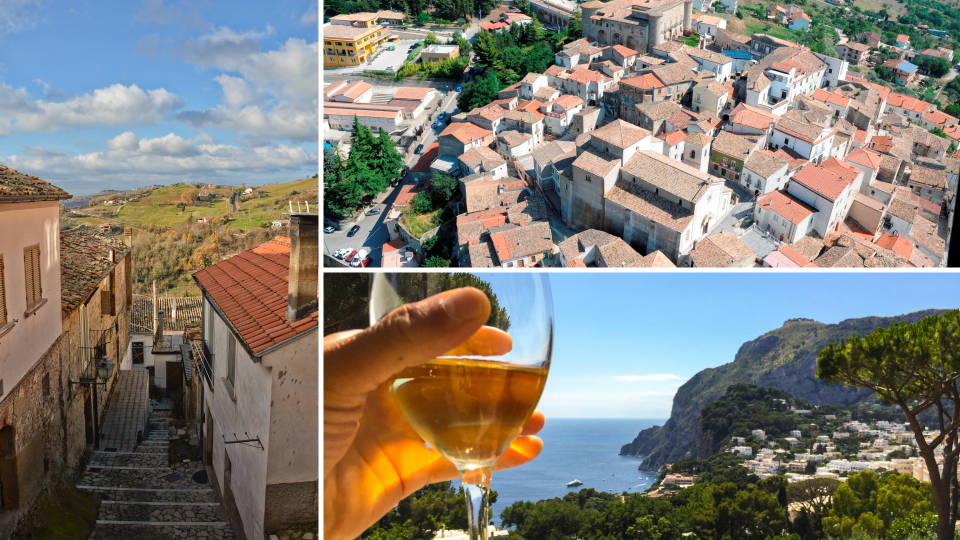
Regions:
[[0, 426, 17, 510]]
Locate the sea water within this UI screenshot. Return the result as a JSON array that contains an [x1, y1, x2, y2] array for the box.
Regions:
[[454, 418, 665, 525]]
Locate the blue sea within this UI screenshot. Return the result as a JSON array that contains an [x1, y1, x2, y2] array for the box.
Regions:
[[453, 418, 666, 525]]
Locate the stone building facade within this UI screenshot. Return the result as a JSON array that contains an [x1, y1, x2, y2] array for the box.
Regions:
[[581, 0, 693, 54]]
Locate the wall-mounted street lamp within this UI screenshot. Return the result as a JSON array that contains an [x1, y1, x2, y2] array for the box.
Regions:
[[69, 357, 116, 450]]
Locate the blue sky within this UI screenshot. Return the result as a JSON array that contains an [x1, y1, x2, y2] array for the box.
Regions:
[[0, 0, 318, 195], [536, 272, 960, 419]]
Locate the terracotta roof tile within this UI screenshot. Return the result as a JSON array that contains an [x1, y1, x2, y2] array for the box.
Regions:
[[0, 165, 71, 200], [690, 231, 756, 267], [193, 236, 317, 355], [757, 190, 816, 224]]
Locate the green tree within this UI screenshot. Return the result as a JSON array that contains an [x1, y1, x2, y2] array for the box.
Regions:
[[451, 31, 471, 54], [817, 311, 960, 540], [373, 129, 406, 184], [416, 11, 430, 24], [425, 31, 441, 45], [513, 0, 531, 15], [887, 512, 938, 540], [472, 30, 500, 70], [805, 460, 817, 475], [457, 70, 503, 110], [323, 146, 341, 178], [423, 255, 452, 267], [410, 191, 434, 214], [431, 173, 459, 205]]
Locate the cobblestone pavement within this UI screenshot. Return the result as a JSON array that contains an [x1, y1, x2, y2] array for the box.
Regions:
[[82, 410, 237, 540]]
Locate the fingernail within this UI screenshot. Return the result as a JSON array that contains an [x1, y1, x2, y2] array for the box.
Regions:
[[442, 289, 485, 323]]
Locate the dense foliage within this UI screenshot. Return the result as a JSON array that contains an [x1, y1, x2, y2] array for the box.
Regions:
[[458, 25, 562, 110], [324, 117, 405, 215], [362, 482, 499, 540]]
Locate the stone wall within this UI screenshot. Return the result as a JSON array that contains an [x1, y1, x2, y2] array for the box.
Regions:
[[0, 251, 134, 537], [263, 481, 319, 535]]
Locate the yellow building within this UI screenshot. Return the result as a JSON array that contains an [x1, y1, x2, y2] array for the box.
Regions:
[[323, 14, 387, 67]]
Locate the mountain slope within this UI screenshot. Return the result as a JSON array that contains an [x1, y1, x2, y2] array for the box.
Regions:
[[620, 310, 946, 471]]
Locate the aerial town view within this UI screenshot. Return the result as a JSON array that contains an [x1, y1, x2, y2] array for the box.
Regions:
[[322, 0, 960, 267]]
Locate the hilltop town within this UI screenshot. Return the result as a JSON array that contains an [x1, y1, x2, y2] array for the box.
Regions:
[[323, 0, 958, 267]]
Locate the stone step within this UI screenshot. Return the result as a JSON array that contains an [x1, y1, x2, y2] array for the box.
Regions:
[[78, 486, 219, 504], [97, 500, 226, 524], [78, 466, 209, 491], [90, 454, 169, 468], [90, 521, 235, 540]]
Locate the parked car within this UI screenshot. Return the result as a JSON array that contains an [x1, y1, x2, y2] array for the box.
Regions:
[[432, 120, 440, 129], [415, 144, 424, 154], [324, 226, 336, 233], [350, 249, 370, 267], [455, 85, 462, 92], [386, 46, 396, 51], [360, 256, 373, 267], [344, 250, 358, 263], [347, 225, 361, 237], [367, 207, 382, 215], [438, 112, 446, 119]]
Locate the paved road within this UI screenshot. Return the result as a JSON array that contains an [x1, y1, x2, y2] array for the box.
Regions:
[[323, 202, 394, 267]]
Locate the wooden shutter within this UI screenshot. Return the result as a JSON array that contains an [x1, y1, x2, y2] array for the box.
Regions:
[[23, 245, 41, 309], [0, 256, 6, 326]]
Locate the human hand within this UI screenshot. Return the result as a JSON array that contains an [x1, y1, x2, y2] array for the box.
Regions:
[[324, 287, 545, 540]]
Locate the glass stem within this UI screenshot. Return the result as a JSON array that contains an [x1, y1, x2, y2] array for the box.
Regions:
[[462, 467, 493, 540]]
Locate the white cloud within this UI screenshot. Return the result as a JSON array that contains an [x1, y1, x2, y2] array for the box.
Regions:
[[178, 26, 273, 71], [214, 74, 257, 108], [0, 82, 184, 135], [3, 133, 315, 178], [173, 29, 317, 142], [614, 374, 684, 382], [300, 0, 318, 25], [0, 0, 43, 37]]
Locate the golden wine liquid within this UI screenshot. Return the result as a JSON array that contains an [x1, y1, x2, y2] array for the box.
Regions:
[[390, 358, 548, 469]]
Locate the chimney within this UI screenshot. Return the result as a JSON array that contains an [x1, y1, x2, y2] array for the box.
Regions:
[[124, 227, 132, 247], [286, 213, 319, 322]]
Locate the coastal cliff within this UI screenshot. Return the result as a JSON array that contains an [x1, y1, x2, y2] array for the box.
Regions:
[[620, 309, 946, 471]]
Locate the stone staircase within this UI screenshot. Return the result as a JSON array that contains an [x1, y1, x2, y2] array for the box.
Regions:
[[79, 410, 237, 539]]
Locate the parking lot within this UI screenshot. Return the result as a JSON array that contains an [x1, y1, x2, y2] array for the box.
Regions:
[[326, 39, 421, 74]]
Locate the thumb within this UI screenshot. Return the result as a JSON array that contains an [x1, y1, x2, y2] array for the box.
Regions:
[[324, 287, 494, 407]]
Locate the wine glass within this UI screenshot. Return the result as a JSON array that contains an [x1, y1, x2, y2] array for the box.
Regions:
[[370, 273, 553, 540]]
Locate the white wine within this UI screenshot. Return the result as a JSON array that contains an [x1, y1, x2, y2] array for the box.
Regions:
[[391, 358, 547, 468]]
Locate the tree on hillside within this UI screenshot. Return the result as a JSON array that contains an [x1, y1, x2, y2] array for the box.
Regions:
[[471, 30, 500, 70], [457, 70, 503, 111], [182, 189, 199, 205], [817, 310, 960, 540]]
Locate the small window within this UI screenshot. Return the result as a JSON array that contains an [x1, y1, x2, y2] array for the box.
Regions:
[[42, 373, 50, 399]]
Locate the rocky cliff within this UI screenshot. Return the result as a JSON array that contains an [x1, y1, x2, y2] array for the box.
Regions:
[[620, 310, 946, 471]]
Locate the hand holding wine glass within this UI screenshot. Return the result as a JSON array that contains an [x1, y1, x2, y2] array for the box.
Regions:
[[324, 286, 548, 540]]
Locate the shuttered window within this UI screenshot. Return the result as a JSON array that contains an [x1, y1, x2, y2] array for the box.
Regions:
[[0, 256, 6, 326], [23, 244, 42, 309]]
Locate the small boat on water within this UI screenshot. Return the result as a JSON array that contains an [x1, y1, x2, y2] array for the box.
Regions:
[[566, 479, 583, 487]]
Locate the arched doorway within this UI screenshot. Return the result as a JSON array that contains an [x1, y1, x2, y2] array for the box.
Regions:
[[779, 234, 784, 241], [701, 213, 712, 235], [598, 29, 607, 45], [627, 36, 637, 50], [0, 426, 17, 510], [754, 189, 760, 197], [613, 33, 622, 45], [722, 113, 729, 122]]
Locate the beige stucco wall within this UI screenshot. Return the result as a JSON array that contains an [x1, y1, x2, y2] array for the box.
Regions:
[[0, 200, 63, 396]]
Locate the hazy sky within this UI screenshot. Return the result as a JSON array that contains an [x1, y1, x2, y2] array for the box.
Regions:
[[538, 272, 960, 419], [0, 0, 318, 195]]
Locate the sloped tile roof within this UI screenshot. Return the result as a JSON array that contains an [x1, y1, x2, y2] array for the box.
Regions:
[[757, 189, 816, 224], [60, 226, 130, 313], [193, 236, 318, 356], [623, 150, 713, 203], [791, 235, 824, 260], [690, 231, 756, 267], [131, 295, 203, 333], [605, 179, 695, 233], [0, 165, 71, 201]]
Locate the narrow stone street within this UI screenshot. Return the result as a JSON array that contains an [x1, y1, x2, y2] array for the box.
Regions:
[[79, 406, 236, 539]]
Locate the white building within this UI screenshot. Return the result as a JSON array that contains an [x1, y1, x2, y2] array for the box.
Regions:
[[790, 430, 802, 437], [752, 429, 767, 440], [194, 215, 319, 540], [755, 189, 817, 243], [770, 117, 836, 163], [787, 163, 857, 237], [732, 446, 754, 457]]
